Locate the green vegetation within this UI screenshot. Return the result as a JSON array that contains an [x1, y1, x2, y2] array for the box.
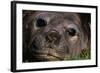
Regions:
[[64, 49, 91, 60]]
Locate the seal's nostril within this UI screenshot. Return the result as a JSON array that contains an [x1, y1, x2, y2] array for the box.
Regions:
[[46, 30, 61, 43]]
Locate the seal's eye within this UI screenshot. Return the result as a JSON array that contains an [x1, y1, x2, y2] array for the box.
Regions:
[[67, 28, 76, 36], [36, 18, 47, 27]]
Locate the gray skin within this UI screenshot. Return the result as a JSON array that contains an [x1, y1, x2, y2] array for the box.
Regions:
[[24, 12, 90, 61]]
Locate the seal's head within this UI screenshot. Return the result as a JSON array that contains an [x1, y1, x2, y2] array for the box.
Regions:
[[25, 12, 90, 61]]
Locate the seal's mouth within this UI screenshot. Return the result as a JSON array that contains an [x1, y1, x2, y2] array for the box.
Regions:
[[32, 48, 64, 61]]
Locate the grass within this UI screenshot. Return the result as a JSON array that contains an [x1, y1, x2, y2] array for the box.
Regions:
[[64, 49, 91, 60]]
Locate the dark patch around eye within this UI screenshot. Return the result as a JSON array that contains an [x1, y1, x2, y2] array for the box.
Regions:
[[67, 28, 76, 36], [36, 18, 47, 27]]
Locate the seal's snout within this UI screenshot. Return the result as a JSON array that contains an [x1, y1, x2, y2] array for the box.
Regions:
[[45, 30, 61, 44]]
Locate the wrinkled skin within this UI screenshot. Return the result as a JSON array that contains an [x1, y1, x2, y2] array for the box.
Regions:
[[23, 11, 90, 62]]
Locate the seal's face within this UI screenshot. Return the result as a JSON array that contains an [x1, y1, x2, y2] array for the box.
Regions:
[[28, 12, 85, 61], [29, 12, 82, 61]]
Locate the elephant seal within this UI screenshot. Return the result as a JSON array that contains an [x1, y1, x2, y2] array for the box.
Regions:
[[23, 11, 90, 62]]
